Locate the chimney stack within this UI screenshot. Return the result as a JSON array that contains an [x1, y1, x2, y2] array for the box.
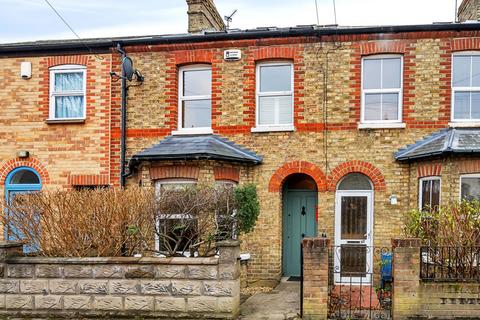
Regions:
[[458, 0, 480, 22], [186, 0, 226, 34]]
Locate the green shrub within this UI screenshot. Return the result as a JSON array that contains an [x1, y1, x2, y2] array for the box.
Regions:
[[234, 183, 260, 235]]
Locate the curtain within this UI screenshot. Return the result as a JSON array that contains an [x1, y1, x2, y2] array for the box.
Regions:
[[55, 72, 83, 91], [55, 96, 84, 118], [54, 72, 84, 118]]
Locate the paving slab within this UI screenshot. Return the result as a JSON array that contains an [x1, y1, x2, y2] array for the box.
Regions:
[[240, 280, 300, 320]]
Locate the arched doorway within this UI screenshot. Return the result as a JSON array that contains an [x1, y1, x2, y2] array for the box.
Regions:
[[334, 173, 373, 283], [4, 167, 42, 242], [282, 173, 318, 277]]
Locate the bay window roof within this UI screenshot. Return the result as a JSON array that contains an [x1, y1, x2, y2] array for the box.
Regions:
[[130, 134, 263, 166], [395, 128, 480, 161]]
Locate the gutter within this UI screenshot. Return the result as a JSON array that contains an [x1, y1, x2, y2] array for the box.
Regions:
[[2, 23, 480, 54]]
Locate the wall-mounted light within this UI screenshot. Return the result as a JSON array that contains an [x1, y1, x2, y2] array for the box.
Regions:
[[17, 150, 29, 158], [389, 195, 398, 205]]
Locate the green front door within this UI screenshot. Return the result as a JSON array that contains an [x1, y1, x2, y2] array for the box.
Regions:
[[282, 190, 317, 277]]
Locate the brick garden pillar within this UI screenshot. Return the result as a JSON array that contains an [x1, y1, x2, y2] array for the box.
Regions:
[[302, 238, 330, 320], [391, 238, 422, 320]]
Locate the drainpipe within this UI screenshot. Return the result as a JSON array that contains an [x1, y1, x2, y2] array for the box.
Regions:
[[116, 43, 127, 187]]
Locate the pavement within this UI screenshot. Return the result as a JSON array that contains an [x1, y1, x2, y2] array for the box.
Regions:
[[239, 279, 301, 320]]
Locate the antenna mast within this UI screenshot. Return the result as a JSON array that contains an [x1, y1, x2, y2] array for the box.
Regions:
[[224, 9, 237, 29], [455, 0, 458, 23], [333, 0, 337, 25], [315, 0, 320, 25]]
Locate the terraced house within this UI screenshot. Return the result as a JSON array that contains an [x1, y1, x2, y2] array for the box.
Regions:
[[3, 0, 480, 288]]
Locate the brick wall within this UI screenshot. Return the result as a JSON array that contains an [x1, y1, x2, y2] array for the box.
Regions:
[[116, 30, 480, 285], [0, 241, 240, 319], [0, 53, 117, 201], [302, 238, 329, 320]]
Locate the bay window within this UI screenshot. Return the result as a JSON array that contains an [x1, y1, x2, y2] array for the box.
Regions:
[[419, 177, 441, 211], [460, 174, 480, 201]]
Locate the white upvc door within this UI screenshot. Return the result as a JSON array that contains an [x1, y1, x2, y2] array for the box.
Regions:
[[334, 190, 373, 284]]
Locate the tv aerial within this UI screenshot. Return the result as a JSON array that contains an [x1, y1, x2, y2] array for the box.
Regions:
[[224, 9, 237, 29]]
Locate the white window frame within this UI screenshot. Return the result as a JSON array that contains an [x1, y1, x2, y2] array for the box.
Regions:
[[175, 64, 213, 135], [451, 52, 480, 122], [459, 173, 480, 201], [361, 54, 403, 124], [49, 64, 87, 121], [418, 176, 441, 211], [154, 179, 197, 255], [254, 61, 294, 131]]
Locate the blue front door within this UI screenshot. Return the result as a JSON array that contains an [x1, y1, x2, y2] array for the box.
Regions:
[[4, 167, 42, 253], [282, 190, 317, 277]]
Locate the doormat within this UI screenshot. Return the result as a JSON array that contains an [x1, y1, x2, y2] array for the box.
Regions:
[[287, 276, 301, 281]]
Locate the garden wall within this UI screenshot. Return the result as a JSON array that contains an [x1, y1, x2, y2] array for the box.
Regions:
[[392, 238, 480, 320], [0, 240, 240, 319]]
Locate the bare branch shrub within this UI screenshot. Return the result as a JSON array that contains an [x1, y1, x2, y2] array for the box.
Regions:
[[1, 186, 156, 257], [1, 183, 259, 258], [404, 200, 480, 247], [155, 184, 237, 257]]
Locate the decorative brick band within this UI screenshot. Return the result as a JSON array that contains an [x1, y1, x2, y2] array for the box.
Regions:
[[391, 238, 422, 248], [417, 163, 442, 177], [213, 167, 240, 182], [68, 174, 110, 186], [458, 159, 480, 174], [328, 160, 386, 191], [0, 157, 50, 186], [251, 46, 298, 61], [268, 161, 327, 192], [150, 165, 200, 180], [452, 37, 480, 51], [174, 49, 214, 66], [359, 40, 407, 55]]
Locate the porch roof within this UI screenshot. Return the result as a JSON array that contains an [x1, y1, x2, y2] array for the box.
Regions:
[[395, 128, 480, 161], [130, 134, 263, 165]]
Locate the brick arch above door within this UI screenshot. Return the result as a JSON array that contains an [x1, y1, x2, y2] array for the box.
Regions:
[[328, 160, 386, 192], [0, 157, 50, 186], [268, 161, 327, 192]]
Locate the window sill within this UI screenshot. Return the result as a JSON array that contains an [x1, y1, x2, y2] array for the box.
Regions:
[[172, 128, 214, 135], [45, 118, 85, 124], [251, 125, 295, 133], [358, 122, 406, 130], [448, 122, 480, 128]]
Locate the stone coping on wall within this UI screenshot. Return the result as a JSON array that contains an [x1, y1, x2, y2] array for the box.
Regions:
[[5, 256, 219, 265]]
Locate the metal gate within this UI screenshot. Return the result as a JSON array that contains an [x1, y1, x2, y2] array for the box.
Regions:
[[328, 245, 393, 319]]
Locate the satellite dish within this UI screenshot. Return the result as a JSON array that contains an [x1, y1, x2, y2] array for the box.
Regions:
[[122, 56, 135, 81]]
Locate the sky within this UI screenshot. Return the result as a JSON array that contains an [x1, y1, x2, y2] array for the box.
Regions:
[[0, 0, 460, 44]]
